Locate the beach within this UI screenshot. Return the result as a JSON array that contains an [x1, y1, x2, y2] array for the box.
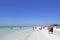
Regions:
[[0, 27, 60, 40], [27, 27, 60, 40]]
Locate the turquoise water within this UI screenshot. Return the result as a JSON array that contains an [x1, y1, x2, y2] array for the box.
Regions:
[[0, 28, 14, 37], [0, 26, 32, 37]]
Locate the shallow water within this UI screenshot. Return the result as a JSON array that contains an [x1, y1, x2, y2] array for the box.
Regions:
[[0, 26, 32, 40]]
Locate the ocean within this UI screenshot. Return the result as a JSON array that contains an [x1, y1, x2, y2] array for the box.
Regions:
[[0, 26, 33, 40]]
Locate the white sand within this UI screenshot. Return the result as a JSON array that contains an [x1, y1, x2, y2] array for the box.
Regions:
[[1, 27, 60, 40], [27, 27, 60, 40]]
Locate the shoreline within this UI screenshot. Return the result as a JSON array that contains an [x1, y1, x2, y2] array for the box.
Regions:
[[0, 27, 60, 40]]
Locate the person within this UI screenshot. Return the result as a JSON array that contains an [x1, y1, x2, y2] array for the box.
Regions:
[[48, 27, 50, 34], [33, 27, 34, 30], [35, 27, 36, 29], [48, 26, 53, 34], [50, 27, 53, 34]]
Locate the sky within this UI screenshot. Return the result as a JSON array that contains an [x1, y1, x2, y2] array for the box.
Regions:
[[0, 0, 60, 26]]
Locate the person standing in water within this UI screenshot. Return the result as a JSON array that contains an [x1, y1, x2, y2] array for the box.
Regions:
[[33, 27, 36, 31], [33, 27, 34, 30]]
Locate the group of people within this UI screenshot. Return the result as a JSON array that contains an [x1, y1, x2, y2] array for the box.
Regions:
[[33, 27, 36, 30], [33, 26, 53, 34]]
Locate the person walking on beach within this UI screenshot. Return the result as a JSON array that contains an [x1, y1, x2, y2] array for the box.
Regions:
[[48, 26, 53, 34], [50, 27, 53, 34], [48, 27, 50, 33]]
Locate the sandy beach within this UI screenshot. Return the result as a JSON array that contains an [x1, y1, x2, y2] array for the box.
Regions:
[[27, 27, 60, 40], [1, 27, 60, 40]]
